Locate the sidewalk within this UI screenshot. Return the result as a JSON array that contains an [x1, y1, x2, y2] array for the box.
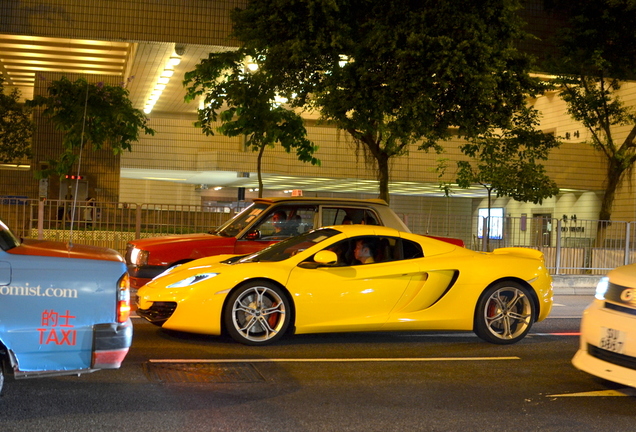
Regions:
[[552, 275, 601, 296]]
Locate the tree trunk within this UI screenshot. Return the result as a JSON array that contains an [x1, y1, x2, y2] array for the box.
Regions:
[[257, 144, 265, 198], [486, 187, 492, 251], [599, 159, 624, 221], [596, 159, 624, 247], [376, 153, 390, 204]]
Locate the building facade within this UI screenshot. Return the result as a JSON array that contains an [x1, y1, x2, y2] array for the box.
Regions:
[[1, 0, 633, 229]]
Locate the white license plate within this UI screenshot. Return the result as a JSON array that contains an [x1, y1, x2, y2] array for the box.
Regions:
[[599, 327, 626, 354]]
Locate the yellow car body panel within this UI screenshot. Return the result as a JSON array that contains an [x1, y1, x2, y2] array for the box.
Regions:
[[288, 260, 418, 332], [137, 225, 553, 342]]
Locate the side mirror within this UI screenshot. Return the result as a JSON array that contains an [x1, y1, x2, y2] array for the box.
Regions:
[[313, 250, 338, 266], [245, 230, 261, 240]]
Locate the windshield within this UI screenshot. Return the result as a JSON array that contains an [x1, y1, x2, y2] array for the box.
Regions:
[[0, 220, 20, 251], [212, 203, 269, 237], [237, 228, 341, 263]]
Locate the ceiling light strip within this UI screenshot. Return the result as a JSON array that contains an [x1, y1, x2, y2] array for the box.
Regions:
[[144, 49, 182, 114]]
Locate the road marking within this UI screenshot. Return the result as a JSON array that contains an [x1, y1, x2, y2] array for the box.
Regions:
[[148, 357, 520, 363], [400, 332, 580, 338], [548, 388, 636, 397], [532, 332, 580, 336]]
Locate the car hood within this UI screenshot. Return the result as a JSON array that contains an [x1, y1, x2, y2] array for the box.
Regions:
[[607, 263, 636, 287], [8, 238, 124, 262], [131, 233, 225, 248]]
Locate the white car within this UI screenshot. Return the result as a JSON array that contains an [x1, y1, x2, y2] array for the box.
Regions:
[[572, 263, 636, 387]]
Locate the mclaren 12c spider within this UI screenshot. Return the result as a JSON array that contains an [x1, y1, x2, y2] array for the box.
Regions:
[[137, 225, 553, 345]]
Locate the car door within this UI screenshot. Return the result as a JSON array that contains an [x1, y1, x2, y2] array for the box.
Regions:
[[286, 236, 420, 333]]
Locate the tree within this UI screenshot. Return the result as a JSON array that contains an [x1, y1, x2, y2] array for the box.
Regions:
[[0, 77, 34, 163], [546, 0, 636, 221], [184, 50, 320, 197], [441, 107, 560, 246], [27, 76, 155, 178], [226, 0, 544, 203]]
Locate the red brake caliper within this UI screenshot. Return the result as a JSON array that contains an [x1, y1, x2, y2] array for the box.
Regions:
[[268, 301, 279, 328]]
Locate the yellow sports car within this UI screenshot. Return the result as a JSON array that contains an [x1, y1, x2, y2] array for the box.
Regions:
[[137, 225, 553, 345]]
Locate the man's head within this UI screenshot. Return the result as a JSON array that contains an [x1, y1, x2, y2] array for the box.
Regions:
[[272, 210, 287, 232], [354, 238, 377, 264]]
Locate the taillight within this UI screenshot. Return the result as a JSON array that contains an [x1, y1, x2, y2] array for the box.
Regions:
[[117, 273, 131, 323]]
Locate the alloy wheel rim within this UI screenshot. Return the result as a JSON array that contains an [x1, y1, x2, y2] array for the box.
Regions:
[[484, 287, 532, 340], [232, 286, 286, 342]]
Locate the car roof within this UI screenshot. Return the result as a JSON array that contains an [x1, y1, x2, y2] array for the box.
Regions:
[[322, 224, 401, 236], [253, 197, 389, 207]]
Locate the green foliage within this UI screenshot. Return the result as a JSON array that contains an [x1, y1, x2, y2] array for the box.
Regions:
[[184, 49, 319, 195], [0, 77, 34, 163], [227, 0, 544, 202], [27, 76, 155, 178], [545, 0, 636, 80], [451, 108, 560, 204], [184, 49, 319, 164], [546, 0, 636, 220]]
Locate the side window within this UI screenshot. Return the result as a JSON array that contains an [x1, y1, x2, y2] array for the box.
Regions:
[[254, 210, 286, 238], [361, 209, 379, 225], [320, 239, 354, 266], [321, 236, 400, 266], [321, 207, 381, 226], [402, 239, 424, 260], [293, 207, 317, 234], [321, 207, 349, 226], [254, 206, 317, 239]]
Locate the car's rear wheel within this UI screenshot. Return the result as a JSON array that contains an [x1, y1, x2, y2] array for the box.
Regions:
[[224, 281, 291, 346], [474, 281, 535, 344]]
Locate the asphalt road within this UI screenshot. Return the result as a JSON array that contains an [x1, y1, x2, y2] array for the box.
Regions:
[[1, 295, 634, 432]]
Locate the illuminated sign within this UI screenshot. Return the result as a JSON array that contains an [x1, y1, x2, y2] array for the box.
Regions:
[[477, 208, 504, 240]]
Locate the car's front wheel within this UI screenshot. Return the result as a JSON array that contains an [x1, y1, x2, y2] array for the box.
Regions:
[[474, 281, 535, 344], [224, 281, 291, 346]]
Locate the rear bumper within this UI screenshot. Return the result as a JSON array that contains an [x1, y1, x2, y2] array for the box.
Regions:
[[92, 319, 133, 369], [13, 319, 133, 379]]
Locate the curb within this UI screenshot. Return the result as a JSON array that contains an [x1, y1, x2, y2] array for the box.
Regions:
[[552, 275, 601, 296]]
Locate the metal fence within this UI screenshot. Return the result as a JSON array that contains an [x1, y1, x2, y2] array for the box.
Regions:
[[423, 213, 636, 275], [1, 199, 233, 256], [2, 198, 635, 275]]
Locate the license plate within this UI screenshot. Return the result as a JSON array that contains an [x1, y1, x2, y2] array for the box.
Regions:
[[599, 327, 626, 354]]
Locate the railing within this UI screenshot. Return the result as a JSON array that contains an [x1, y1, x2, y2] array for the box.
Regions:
[[1, 199, 233, 255], [423, 214, 636, 275], [2, 198, 635, 275]]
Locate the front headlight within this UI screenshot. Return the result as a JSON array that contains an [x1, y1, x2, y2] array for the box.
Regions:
[[153, 264, 183, 280], [167, 273, 219, 288], [595, 276, 609, 300], [129, 247, 149, 267]]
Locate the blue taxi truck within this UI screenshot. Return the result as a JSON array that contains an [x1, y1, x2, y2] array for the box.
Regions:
[[0, 219, 132, 393]]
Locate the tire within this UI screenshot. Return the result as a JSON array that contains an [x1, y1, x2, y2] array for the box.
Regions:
[[474, 281, 535, 344], [223, 281, 291, 346]]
